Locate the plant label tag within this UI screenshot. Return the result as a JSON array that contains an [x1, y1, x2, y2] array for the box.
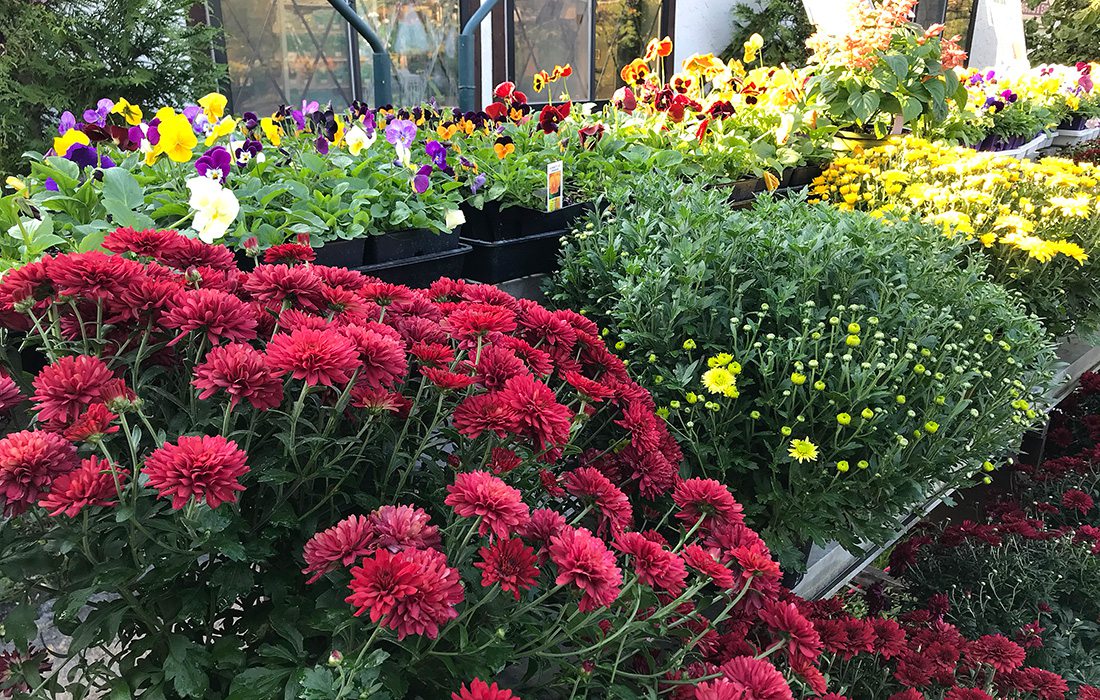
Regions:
[[547, 160, 564, 212]]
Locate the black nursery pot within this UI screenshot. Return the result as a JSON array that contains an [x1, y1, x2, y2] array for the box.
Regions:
[[786, 164, 824, 189], [1060, 114, 1087, 131], [461, 229, 568, 284], [722, 176, 765, 205], [312, 237, 367, 268], [461, 201, 594, 242], [357, 244, 472, 288], [363, 227, 463, 265]]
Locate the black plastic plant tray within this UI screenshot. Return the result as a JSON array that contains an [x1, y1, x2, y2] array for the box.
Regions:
[[460, 229, 567, 284], [356, 244, 471, 289]]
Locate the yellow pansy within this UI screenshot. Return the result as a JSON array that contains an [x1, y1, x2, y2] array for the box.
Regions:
[[204, 116, 238, 146], [53, 128, 89, 157], [151, 107, 197, 163], [111, 98, 144, 126], [198, 93, 228, 123], [260, 117, 282, 147]]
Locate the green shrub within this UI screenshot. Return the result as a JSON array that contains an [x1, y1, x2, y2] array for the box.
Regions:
[[721, 0, 813, 67], [1025, 0, 1100, 65], [550, 179, 1056, 566], [0, 0, 223, 174]]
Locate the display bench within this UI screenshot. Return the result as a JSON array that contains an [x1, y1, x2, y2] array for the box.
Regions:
[[791, 336, 1100, 599]]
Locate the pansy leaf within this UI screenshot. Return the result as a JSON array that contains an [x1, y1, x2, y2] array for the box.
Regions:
[[3, 603, 38, 654]]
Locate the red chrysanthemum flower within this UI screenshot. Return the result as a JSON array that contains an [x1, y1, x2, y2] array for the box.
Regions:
[[193, 343, 284, 410], [277, 308, 330, 333], [370, 504, 441, 552], [967, 633, 1026, 673], [302, 514, 376, 583], [716, 656, 794, 700], [0, 430, 78, 514], [516, 303, 577, 351], [563, 466, 633, 534], [538, 469, 566, 497], [336, 326, 407, 387], [360, 281, 420, 307], [0, 374, 23, 413], [452, 392, 520, 439], [243, 264, 326, 311], [520, 508, 567, 550], [452, 678, 520, 700], [1000, 667, 1069, 700], [31, 355, 117, 424], [475, 537, 540, 600], [410, 341, 454, 367], [0, 257, 53, 320], [561, 370, 614, 402], [613, 531, 687, 595], [115, 274, 185, 323], [682, 544, 736, 589], [673, 478, 744, 529], [263, 243, 315, 265], [497, 374, 573, 450], [162, 288, 259, 346], [1060, 488, 1094, 514], [62, 403, 119, 443], [944, 690, 993, 700], [351, 385, 410, 414], [887, 691, 925, 700], [870, 617, 907, 660], [487, 447, 521, 475], [441, 304, 517, 344], [142, 434, 249, 509], [421, 366, 478, 391], [103, 227, 182, 258], [548, 526, 622, 612], [48, 251, 142, 300], [497, 336, 554, 376], [1077, 686, 1100, 700], [471, 346, 528, 391], [345, 547, 464, 639], [156, 237, 236, 270], [266, 327, 361, 387], [38, 455, 126, 517], [445, 470, 530, 539], [758, 600, 823, 665]]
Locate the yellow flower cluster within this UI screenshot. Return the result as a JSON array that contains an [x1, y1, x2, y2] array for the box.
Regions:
[[701, 353, 743, 398], [812, 137, 1098, 264]]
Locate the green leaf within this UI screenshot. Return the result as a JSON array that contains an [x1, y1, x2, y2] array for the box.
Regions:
[[164, 637, 208, 698], [102, 168, 155, 229], [898, 94, 924, 123], [226, 668, 291, 700], [846, 90, 881, 124], [108, 679, 132, 700], [883, 54, 909, 81], [3, 603, 38, 654]]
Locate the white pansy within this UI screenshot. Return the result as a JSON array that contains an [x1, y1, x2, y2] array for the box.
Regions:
[[445, 209, 466, 230], [345, 125, 376, 156], [186, 176, 240, 243]]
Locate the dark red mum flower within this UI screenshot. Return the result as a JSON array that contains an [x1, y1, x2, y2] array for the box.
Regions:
[[263, 243, 315, 265], [520, 508, 566, 550], [967, 633, 1026, 673], [452, 392, 520, 439], [497, 374, 573, 450], [682, 544, 735, 589], [673, 478, 745, 529], [62, 403, 119, 443], [193, 342, 284, 410], [1077, 686, 1100, 700], [441, 304, 517, 344], [0, 374, 22, 413], [613, 531, 687, 596], [563, 466, 632, 534], [302, 514, 376, 583], [161, 288, 258, 346], [370, 504, 441, 553], [944, 690, 993, 700], [421, 366, 478, 390], [475, 537, 540, 600], [243, 264, 326, 311], [1061, 488, 1094, 514], [452, 678, 520, 700], [336, 325, 407, 387], [31, 355, 117, 424], [142, 434, 249, 509], [156, 237, 236, 270], [887, 691, 925, 700], [103, 227, 182, 258], [345, 547, 464, 639], [266, 327, 361, 387], [549, 525, 622, 612], [38, 455, 126, 517], [0, 430, 78, 514], [715, 656, 794, 700], [445, 470, 530, 539], [48, 251, 141, 299], [758, 600, 823, 665]]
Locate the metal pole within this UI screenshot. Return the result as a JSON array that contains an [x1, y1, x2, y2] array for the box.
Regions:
[[326, 0, 393, 105], [458, 0, 502, 112]]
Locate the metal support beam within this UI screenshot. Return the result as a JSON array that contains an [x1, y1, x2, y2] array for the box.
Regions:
[[325, 0, 393, 106], [458, 0, 501, 112]]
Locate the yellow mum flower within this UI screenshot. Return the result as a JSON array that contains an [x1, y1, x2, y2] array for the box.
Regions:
[[788, 438, 819, 463], [702, 367, 737, 396]]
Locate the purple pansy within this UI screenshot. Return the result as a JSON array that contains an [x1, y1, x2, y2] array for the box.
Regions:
[[58, 112, 77, 135], [425, 140, 447, 169], [83, 99, 114, 127], [235, 139, 263, 166], [195, 146, 232, 183], [45, 178, 59, 192], [315, 136, 330, 155], [384, 119, 417, 150], [471, 173, 486, 194], [65, 144, 100, 169], [412, 164, 432, 194]]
